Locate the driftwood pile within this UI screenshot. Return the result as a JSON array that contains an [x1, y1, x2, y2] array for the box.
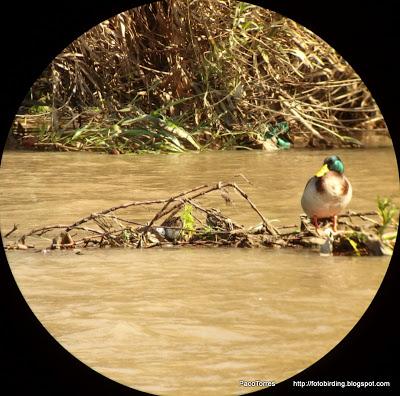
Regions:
[[3, 182, 395, 256]]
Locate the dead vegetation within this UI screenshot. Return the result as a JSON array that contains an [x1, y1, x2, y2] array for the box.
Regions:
[[4, 182, 397, 256], [11, 0, 388, 153]]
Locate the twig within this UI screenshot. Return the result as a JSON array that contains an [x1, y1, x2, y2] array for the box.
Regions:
[[339, 210, 378, 217], [106, 214, 144, 226], [278, 93, 326, 141], [4, 224, 18, 238], [182, 198, 243, 230], [33, 142, 81, 151], [146, 184, 208, 227], [65, 198, 179, 231], [24, 224, 103, 237], [225, 182, 279, 235], [234, 173, 252, 185], [146, 181, 278, 235], [339, 210, 380, 225], [276, 224, 298, 229]]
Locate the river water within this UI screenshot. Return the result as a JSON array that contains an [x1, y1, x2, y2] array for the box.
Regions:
[[1, 148, 398, 395]]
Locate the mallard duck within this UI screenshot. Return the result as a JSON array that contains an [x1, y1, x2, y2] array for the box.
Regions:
[[301, 155, 352, 231]]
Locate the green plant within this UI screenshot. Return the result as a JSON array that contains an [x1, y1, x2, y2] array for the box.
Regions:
[[28, 105, 51, 114], [122, 228, 133, 243], [377, 196, 398, 236], [345, 234, 362, 256], [180, 204, 195, 240]]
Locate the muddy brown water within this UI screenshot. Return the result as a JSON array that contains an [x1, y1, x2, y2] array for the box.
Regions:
[[1, 148, 398, 395]]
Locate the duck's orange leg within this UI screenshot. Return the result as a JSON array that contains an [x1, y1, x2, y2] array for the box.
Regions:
[[332, 215, 338, 232], [312, 215, 319, 229]]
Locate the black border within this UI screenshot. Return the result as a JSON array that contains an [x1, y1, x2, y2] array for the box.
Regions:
[[1, 1, 398, 395]]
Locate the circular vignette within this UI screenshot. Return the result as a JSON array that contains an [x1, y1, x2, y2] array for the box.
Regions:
[[1, 1, 398, 396]]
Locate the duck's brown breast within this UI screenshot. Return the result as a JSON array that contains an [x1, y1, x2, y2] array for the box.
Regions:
[[317, 171, 349, 197]]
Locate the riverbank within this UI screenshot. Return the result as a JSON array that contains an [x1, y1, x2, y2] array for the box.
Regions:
[[7, 110, 391, 154], [9, 1, 388, 154]]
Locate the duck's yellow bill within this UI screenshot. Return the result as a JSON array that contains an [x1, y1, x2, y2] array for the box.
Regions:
[[315, 163, 329, 177]]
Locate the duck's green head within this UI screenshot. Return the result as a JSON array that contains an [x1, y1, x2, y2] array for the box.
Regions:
[[315, 155, 345, 177]]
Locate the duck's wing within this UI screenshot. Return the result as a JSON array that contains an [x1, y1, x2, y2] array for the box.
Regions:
[[341, 176, 351, 196], [303, 176, 314, 191]]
